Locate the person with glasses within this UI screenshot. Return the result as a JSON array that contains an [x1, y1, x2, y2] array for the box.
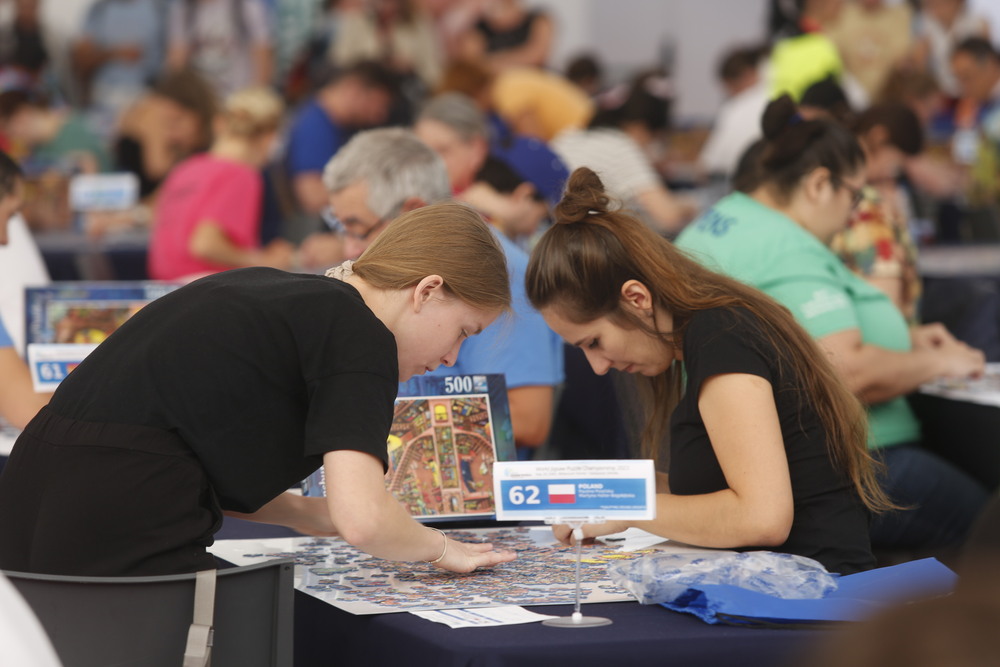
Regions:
[[676, 94, 989, 558], [413, 94, 564, 456], [0, 201, 517, 577], [830, 103, 929, 325], [296, 127, 452, 269]]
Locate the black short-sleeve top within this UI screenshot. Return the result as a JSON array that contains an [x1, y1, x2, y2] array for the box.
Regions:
[[49, 268, 399, 513], [669, 307, 874, 574]]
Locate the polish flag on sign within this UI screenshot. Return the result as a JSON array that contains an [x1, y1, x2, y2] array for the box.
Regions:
[[548, 484, 576, 504]]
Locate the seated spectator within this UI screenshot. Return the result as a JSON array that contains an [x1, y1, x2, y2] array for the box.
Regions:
[[677, 95, 990, 558], [113, 68, 217, 202], [551, 71, 697, 236], [285, 60, 398, 217], [319, 126, 563, 453], [910, 0, 990, 98], [831, 103, 926, 323], [436, 59, 570, 206], [412, 93, 553, 246], [165, 0, 273, 99], [307, 126, 450, 264], [458, 0, 553, 71], [0, 0, 48, 90], [461, 155, 549, 248], [949, 37, 1000, 217], [768, 0, 846, 102], [825, 0, 913, 102], [329, 0, 442, 90], [70, 0, 165, 133], [148, 86, 293, 281], [490, 65, 593, 142], [697, 43, 770, 180], [0, 90, 110, 173], [0, 150, 48, 430], [565, 53, 604, 99]]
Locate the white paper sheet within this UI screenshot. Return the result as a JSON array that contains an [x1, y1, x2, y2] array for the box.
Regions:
[[410, 605, 559, 628]]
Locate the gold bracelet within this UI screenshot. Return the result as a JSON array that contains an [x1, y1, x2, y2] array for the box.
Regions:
[[426, 527, 448, 564]]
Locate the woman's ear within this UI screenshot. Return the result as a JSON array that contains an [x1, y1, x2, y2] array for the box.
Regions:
[[620, 279, 654, 314], [801, 166, 831, 204], [411, 274, 445, 312]]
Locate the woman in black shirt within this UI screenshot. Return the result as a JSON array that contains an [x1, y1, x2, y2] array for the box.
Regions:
[[0, 203, 516, 576], [526, 168, 892, 575]]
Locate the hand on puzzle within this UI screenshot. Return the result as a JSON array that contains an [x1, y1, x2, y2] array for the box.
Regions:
[[553, 521, 630, 546], [434, 538, 517, 573]]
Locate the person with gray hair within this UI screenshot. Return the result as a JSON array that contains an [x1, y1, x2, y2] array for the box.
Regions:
[[414, 95, 566, 456], [415, 92, 491, 193], [297, 127, 451, 266]]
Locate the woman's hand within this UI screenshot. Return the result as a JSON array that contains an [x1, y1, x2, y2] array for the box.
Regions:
[[551, 521, 630, 546], [913, 323, 986, 379], [431, 535, 517, 573], [910, 323, 958, 350]]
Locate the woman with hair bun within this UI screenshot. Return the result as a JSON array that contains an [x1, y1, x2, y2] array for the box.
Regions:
[[148, 86, 295, 281], [527, 166, 888, 575], [0, 202, 517, 576], [677, 95, 988, 556]]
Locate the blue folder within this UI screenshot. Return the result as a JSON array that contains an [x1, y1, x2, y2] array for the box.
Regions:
[[660, 558, 957, 626]]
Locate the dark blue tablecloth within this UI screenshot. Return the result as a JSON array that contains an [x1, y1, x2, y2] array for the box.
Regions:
[[216, 516, 830, 667]]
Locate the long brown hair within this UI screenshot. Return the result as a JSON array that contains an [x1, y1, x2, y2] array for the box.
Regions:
[[354, 201, 511, 314], [526, 167, 891, 512]]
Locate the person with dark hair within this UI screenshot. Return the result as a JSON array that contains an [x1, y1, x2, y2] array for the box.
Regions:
[[698, 44, 771, 180], [148, 86, 293, 281], [565, 53, 603, 97], [70, 0, 165, 120], [0, 150, 48, 430], [458, 0, 554, 71], [413, 94, 564, 455], [830, 103, 926, 323], [800, 74, 854, 124], [113, 67, 218, 202], [434, 60, 570, 208], [768, 0, 846, 101], [285, 60, 399, 216], [552, 70, 696, 235], [0, 89, 110, 174], [165, 0, 273, 99], [910, 0, 990, 98], [525, 166, 889, 575], [677, 95, 989, 557], [0, 202, 517, 577]]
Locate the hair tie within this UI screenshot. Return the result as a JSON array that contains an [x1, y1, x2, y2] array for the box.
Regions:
[[325, 260, 355, 281], [787, 112, 804, 127]]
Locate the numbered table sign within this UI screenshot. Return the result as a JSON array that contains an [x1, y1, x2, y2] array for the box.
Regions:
[[27, 343, 99, 393], [493, 460, 656, 523]]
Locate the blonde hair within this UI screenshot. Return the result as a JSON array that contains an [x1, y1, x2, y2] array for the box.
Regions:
[[527, 167, 892, 513], [354, 202, 511, 314], [219, 86, 284, 139]]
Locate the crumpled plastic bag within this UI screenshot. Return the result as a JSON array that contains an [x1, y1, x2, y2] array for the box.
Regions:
[[608, 551, 838, 605]]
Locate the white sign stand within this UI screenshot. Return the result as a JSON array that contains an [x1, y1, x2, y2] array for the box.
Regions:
[[493, 460, 656, 629]]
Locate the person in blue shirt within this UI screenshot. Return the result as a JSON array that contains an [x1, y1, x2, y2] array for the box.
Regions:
[[285, 61, 399, 217], [317, 127, 563, 454]]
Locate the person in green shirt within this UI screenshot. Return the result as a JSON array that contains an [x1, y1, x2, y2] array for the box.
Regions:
[[677, 94, 989, 556]]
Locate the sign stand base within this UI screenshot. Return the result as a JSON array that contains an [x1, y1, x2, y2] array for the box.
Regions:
[[542, 523, 613, 628]]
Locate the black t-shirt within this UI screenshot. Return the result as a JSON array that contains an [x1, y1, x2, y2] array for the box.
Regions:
[[49, 268, 398, 513], [669, 307, 874, 574]]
